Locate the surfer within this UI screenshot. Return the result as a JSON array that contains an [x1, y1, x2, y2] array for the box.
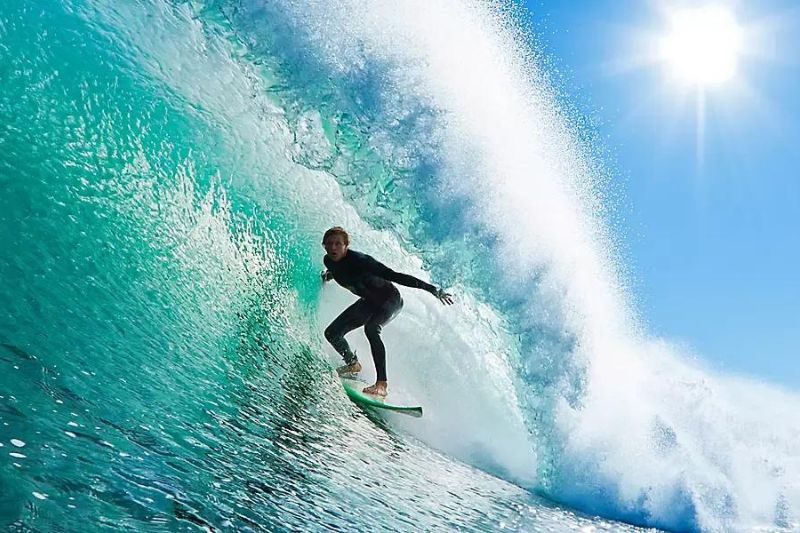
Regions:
[[321, 226, 453, 397]]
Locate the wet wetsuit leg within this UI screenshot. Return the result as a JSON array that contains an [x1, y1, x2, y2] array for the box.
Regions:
[[324, 299, 373, 365], [363, 294, 403, 382]]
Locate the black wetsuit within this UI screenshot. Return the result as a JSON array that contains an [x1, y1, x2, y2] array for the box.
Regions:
[[323, 250, 437, 381]]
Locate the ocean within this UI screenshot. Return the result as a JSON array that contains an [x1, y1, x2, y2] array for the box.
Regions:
[[1, 1, 798, 531]]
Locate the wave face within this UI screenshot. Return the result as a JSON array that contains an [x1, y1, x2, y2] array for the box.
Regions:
[[1, 1, 799, 531]]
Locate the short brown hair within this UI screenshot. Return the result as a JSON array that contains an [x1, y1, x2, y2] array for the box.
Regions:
[[322, 226, 350, 245]]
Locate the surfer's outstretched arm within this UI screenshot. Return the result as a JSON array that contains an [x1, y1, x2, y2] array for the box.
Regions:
[[362, 255, 454, 305]]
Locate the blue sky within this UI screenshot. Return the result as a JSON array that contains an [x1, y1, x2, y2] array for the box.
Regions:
[[524, 0, 800, 388]]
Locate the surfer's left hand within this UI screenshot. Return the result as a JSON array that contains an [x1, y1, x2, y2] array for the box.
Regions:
[[434, 288, 454, 305]]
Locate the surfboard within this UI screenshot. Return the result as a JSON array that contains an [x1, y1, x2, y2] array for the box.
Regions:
[[340, 378, 423, 418]]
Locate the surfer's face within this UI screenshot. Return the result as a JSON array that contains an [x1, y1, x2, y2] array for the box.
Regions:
[[323, 235, 348, 261]]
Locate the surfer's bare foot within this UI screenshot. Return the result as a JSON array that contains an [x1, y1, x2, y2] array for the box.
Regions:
[[336, 361, 362, 375], [363, 381, 387, 397]]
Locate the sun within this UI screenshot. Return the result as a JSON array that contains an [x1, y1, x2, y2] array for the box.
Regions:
[[659, 6, 743, 87]]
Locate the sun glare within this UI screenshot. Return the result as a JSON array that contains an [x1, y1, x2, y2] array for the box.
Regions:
[[659, 6, 742, 87]]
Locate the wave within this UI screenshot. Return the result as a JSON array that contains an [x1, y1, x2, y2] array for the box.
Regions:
[[2, 0, 799, 531]]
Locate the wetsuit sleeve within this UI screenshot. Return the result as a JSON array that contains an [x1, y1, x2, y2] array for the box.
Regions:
[[361, 254, 437, 294]]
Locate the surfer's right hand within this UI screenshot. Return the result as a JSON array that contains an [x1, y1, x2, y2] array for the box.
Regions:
[[321, 270, 333, 283]]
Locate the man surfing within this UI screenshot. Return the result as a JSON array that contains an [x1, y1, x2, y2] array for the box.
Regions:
[[320, 226, 453, 397]]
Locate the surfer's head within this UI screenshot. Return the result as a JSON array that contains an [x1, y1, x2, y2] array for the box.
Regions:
[[322, 226, 349, 261]]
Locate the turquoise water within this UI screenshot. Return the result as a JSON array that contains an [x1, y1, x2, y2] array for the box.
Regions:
[[2, 1, 799, 531]]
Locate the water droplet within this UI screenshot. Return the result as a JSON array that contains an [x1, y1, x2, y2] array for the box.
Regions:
[[9, 452, 26, 459], [65, 431, 77, 438], [10, 439, 25, 448], [32, 492, 47, 500]]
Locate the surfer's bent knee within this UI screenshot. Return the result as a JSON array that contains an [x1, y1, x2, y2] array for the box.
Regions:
[[324, 326, 339, 342], [364, 323, 383, 338]]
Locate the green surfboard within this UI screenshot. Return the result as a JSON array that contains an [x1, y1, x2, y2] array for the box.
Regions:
[[340, 378, 423, 418]]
